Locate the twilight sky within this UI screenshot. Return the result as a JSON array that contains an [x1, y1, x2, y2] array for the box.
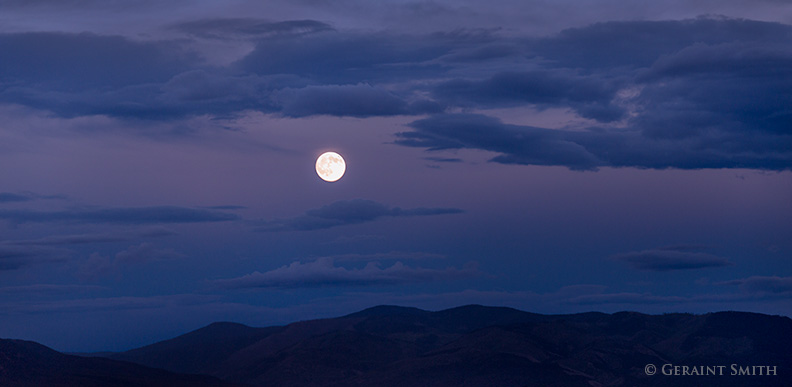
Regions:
[[0, 0, 790, 352]]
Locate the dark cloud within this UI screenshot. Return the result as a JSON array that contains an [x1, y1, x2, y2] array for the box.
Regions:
[[0, 206, 238, 225], [0, 193, 33, 203], [632, 41, 792, 144], [10, 71, 429, 120], [78, 252, 115, 282], [612, 247, 733, 271], [0, 230, 181, 272], [234, 29, 462, 84], [0, 245, 69, 271], [329, 234, 385, 244], [258, 199, 463, 231], [2, 294, 216, 314], [2, 228, 176, 246], [0, 28, 437, 120], [0, 32, 194, 91], [393, 17, 792, 171], [0, 31, 303, 120], [279, 82, 443, 117], [114, 242, 184, 265], [0, 225, 179, 272], [200, 205, 247, 210], [171, 18, 334, 39], [136, 227, 180, 238], [213, 257, 481, 289], [566, 279, 792, 305], [1, 16, 790, 159], [0, 0, 177, 10], [423, 157, 462, 163], [395, 114, 604, 170], [5, 233, 128, 246], [530, 17, 792, 70], [436, 42, 524, 63], [396, 112, 792, 170], [153, 69, 309, 118], [405, 18, 792, 128], [0, 192, 66, 203], [567, 292, 689, 305], [0, 284, 105, 294], [313, 251, 446, 262], [78, 243, 185, 281], [0, 31, 207, 120], [3, 70, 288, 120], [277, 84, 409, 117], [275, 83, 442, 118], [718, 276, 792, 295], [432, 70, 624, 122], [655, 244, 711, 252]]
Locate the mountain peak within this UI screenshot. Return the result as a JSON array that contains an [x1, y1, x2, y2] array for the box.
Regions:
[[344, 305, 428, 318], [439, 304, 522, 313]]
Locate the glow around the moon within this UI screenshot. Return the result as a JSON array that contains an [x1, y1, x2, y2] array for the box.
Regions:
[[316, 151, 346, 182]]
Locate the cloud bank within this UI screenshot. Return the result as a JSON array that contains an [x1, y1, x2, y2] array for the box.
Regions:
[[0, 17, 789, 171]]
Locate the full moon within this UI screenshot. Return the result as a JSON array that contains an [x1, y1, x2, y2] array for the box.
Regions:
[[315, 151, 346, 182]]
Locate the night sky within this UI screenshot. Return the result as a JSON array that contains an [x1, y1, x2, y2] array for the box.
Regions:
[[1, 0, 790, 352]]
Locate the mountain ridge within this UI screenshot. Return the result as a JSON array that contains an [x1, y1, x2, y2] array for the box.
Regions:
[[106, 305, 791, 386], [0, 338, 234, 387], [4, 305, 790, 386]]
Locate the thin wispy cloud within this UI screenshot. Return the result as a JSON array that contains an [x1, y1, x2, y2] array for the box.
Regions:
[[312, 251, 446, 262], [214, 258, 481, 289], [0, 245, 70, 271], [0, 294, 218, 314], [78, 243, 186, 281], [0, 284, 106, 295], [257, 199, 463, 232], [0, 206, 238, 225], [718, 276, 792, 295], [2, 227, 177, 246], [611, 247, 733, 271], [0, 192, 66, 203], [170, 18, 334, 40]]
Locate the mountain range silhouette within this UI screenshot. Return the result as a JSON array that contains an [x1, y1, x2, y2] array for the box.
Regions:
[[2, 305, 790, 386]]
